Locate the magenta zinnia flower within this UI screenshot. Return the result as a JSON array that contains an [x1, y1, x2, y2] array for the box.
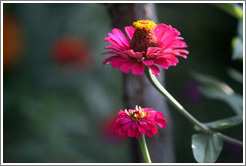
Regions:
[[111, 106, 167, 139], [103, 20, 189, 76]]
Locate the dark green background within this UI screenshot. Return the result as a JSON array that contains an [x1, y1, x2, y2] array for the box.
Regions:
[[3, 3, 243, 163]]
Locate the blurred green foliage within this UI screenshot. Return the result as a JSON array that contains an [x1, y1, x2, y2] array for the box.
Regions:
[[3, 3, 243, 163]]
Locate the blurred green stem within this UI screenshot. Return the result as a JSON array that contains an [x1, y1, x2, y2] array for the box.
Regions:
[[145, 67, 243, 146], [213, 3, 243, 20], [138, 134, 152, 163]]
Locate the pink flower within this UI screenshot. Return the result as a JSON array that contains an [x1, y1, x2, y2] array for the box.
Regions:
[[111, 105, 167, 139], [103, 20, 189, 76]]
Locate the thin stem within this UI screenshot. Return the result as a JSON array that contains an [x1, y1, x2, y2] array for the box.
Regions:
[[145, 67, 243, 146], [138, 134, 152, 163]]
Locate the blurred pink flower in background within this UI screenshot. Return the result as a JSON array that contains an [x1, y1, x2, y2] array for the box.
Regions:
[[103, 20, 188, 75], [99, 113, 126, 144], [53, 37, 91, 68], [111, 105, 167, 139]]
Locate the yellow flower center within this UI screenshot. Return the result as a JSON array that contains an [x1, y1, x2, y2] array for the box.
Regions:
[[130, 20, 158, 53], [132, 20, 157, 31], [129, 106, 147, 121]]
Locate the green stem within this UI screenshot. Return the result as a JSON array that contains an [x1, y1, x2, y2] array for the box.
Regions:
[[145, 67, 243, 146], [138, 134, 152, 163]]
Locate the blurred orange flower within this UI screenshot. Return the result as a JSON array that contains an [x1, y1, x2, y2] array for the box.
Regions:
[[3, 12, 23, 71]]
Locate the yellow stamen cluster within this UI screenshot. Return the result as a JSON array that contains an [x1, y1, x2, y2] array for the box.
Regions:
[[132, 20, 157, 31], [126, 105, 147, 121]]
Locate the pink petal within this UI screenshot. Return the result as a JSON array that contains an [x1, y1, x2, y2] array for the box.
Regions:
[[125, 50, 143, 59], [120, 61, 136, 73], [128, 128, 137, 137], [146, 131, 154, 137], [142, 59, 154, 66], [152, 127, 158, 134], [132, 122, 138, 130], [135, 131, 142, 139], [108, 33, 127, 49], [119, 129, 127, 137], [116, 118, 131, 125], [110, 56, 128, 68], [112, 28, 130, 47], [156, 118, 167, 128], [104, 37, 124, 49], [125, 26, 135, 40], [150, 65, 160, 75], [105, 45, 123, 52], [174, 49, 189, 54], [121, 122, 133, 131], [177, 54, 187, 59], [146, 47, 159, 56], [153, 24, 169, 42], [132, 63, 145, 75], [163, 55, 179, 65], [103, 56, 117, 65], [154, 58, 169, 69], [138, 125, 146, 134]]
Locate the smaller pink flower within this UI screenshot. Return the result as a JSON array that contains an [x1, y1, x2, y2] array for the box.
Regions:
[[111, 105, 167, 139]]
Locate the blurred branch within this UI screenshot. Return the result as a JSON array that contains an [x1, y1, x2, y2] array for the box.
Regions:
[[107, 3, 175, 163]]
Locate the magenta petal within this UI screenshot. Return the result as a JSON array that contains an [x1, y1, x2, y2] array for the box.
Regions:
[[116, 118, 131, 125], [138, 125, 146, 134], [154, 24, 169, 42], [132, 122, 138, 130], [125, 50, 143, 59], [125, 26, 135, 40], [146, 131, 154, 137], [135, 131, 142, 139], [142, 59, 154, 66], [121, 122, 132, 131], [120, 61, 136, 73], [112, 28, 130, 47], [150, 65, 160, 75], [152, 127, 158, 134], [108, 33, 126, 49], [128, 128, 136, 137], [156, 118, 167, 128], [119, 129, 127, 137], [110, 56, 128, 68], [132, 63, 145, 75], [103, 56, 117, 65], [146, 47, 159, 55], [154, 58, 169, 69], [105, 45, 122, 52]]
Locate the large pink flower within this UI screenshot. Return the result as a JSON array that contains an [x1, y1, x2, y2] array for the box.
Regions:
[[103, 20, 189, 76], [111, 106, 167, 139]]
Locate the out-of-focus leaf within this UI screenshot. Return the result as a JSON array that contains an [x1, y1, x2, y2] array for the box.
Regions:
[[232, 36, 243, 60], [192, 133, 223, 163], [237, 20, 243, 38], [231, 20, 243, 61], [195, 115, 243, 131], [192, 73, 243, 115], [213, 3, 243, 20], [227, 68, 243, 84]]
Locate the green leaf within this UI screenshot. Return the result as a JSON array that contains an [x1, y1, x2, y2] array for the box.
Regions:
[[227, 68, 243, 84], [195, 115, 243, 131], [213, 3, 243, 20], [192, 73, 243, 115], [232, 36, 243, 60], [192, 133, 223, 163]]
